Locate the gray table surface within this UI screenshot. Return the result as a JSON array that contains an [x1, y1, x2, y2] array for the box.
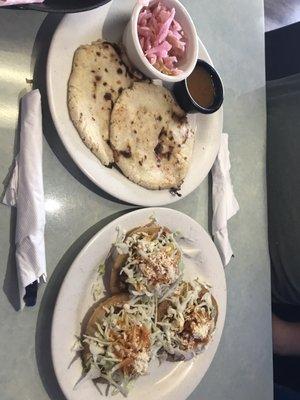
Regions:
[[0, 1, 273, 399]]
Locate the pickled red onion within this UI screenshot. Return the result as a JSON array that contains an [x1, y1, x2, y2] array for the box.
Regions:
[[137, 1, 186, 76]]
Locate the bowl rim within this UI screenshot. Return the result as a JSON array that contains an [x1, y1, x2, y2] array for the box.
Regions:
[[131, 0, 199, 82], [184, 59, 224, 114]]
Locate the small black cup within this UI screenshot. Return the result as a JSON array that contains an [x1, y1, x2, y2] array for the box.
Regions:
[[173, 59, 224, 114]]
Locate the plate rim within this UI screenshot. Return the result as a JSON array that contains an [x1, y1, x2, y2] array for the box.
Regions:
[[46, 4, 223, 206], [6, 0, 112, 13], [51, 207, 227, 400]]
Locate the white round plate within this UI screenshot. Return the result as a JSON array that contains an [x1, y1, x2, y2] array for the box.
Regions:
[[47, 0, 223, 207], [51, 208, 226, 400]]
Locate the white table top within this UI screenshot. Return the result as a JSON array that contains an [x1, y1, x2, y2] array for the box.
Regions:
[[0, 1, 273, 399]]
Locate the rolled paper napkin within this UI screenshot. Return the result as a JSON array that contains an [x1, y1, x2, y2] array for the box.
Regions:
[[0, 0, 44, 6], [212, 133, 239, 266], [2, 90, 46, 309]]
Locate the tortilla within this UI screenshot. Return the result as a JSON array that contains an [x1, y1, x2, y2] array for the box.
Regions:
[[110, 82, 195, 189], [81, 293, 130, 367], [68, 40, 135, 166]]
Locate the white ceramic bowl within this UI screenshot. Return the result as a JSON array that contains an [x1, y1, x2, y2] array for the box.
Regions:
[[122, 0, 199, 83]]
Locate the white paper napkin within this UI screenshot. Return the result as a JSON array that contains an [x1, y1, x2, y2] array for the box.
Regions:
[[2, 89, 46, 309], [0, 0, 43, 6], [212, 133, 239, 266]]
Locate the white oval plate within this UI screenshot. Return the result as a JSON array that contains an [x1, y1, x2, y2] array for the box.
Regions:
[[51, 208, 226, 400], [47, 0, 223, 206]]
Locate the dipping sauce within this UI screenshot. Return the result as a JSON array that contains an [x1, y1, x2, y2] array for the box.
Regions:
[[187, 65, 215, 108]]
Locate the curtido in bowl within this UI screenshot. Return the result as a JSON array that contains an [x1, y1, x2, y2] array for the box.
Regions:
[[123, 0, 198, 83]]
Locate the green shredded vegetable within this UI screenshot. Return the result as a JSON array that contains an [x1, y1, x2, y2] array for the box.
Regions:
[[98, 263, 105, 276], [118, 226, 182, 298], [76, 222, 218, 397]]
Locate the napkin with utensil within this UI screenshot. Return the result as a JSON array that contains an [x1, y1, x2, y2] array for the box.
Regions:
[[2, 89, 46, 309], [212, 133, 239, 266], [0, 0, 43, 6]]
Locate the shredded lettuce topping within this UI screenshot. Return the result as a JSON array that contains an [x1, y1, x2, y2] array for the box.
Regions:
[[76, 221, 218, 397], [117, 225, 182, 297], [82, 297, 159, 397], [91, 264, 105, 302], [79, 279, 217, 396], [157, 278, 218, 356]]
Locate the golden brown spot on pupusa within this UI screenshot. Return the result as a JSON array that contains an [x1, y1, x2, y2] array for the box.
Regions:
[[95, 76, 101, 82], [120, 146, 132, 158], [105, 68, 108, 72], [104, 93, 112, 101], [112, 147, 119, 162], [154, 143, 163, 157], [159, 128, 167, 139], [172, 112, 187, 125]]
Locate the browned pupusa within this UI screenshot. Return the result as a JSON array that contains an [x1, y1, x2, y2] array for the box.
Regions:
[[110, 82, 195, 190], [68, 40, 137, 166]]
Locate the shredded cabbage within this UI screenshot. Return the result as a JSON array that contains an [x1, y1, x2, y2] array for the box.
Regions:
[[117, 225, 182, 298], [71, 336, 83, 352], [157, 278, 218, 355], [91, 263, 106, 301], [76, 220, 218, 397], [81, 297, 160, 396]]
